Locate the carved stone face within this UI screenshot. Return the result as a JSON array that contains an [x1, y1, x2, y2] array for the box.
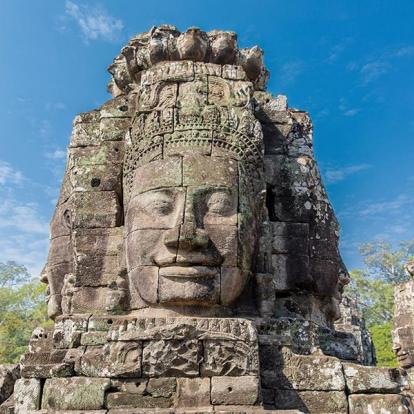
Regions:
[[393, 325, 414, 369], [125, 155, 258, 307]]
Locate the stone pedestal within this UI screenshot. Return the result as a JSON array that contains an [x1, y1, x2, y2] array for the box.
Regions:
[[15, 317, 261, 412]]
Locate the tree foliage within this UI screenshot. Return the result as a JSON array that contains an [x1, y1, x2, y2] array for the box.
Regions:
[[359, 239, 414, 284], [0, 261, 49, 363], [346, 269, 394, 326], [346, 239, 414, 367], [370, 323, 399, 367]]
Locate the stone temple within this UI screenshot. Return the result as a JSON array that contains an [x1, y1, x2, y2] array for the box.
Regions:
[[0, 25, 413, 413]]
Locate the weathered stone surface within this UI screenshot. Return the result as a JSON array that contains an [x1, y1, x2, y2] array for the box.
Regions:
[[14, 378, 41, 413], [71, 191, 122, 229], [20, 349, 72, 378], [348, 394, 413, 414], [334, 295, 376, 366], [0, 395, 14, 414], [201, 340, 259, 376], [53, 315, 89, 348], [80, 342, 141, 377], [146, 378, 176, 398], [343, 363, 401, 394], [176, 378, 211, 407], [211, 376, 259, 405], [106, 392, 172, 408], [261, 348, 345, 391], [0, 365, 19, 405], [41, 377, 110, 410], [142, 340, 201, 377], [274, 390, 347, 413], [393, 278, 414, 369], [113, 318, 257, 343]]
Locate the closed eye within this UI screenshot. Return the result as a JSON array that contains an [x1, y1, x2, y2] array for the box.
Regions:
[[139, 193, 174, 216], [207, 191, 234, 215]]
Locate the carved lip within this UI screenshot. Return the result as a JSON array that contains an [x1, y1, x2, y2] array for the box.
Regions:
[[159, 266, 219, 279]]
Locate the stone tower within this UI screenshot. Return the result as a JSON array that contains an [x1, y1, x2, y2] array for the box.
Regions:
[[1, 25, 412, 414]]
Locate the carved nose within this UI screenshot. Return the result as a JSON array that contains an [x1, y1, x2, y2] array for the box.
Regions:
[[179, 222, 209, 250], [164, 222, 209, 250]]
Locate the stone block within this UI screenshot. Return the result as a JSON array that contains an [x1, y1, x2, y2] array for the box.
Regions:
[[70, 163, 122, 194], [0, 365, 19, 405], [42, 377, 110, 410], [271, 222, 309, 255], [69, 142, 124, 166], [14, 378, 41, 413], [80, 342, 141, 377], [310, 258, 340, 297], [201, 340, 259, 376], [211, 376, 259, 405], [20, 349, 72, 378], [183, 155, 238, 187], [53, 316, 89, 348], [348, 393, 413, 414], [47, 235, 72, 267], [115, 318, 258, 343], [158, 273, 220, 306], [80, 331, 109, 346], [343, 363, 401, 394], [176, 378, 211, 407], [126, 190, 185, 231], [74, 227, 123, 257], [130, 157, 182, 195], [272, 254, 311, 291], [73, 253, 120, 287], [71, 191, 122, 228], [146, 378, 176, 398], [274, 390, 347, 413], [142, 340, 201, 377], [106, 392, 172, 409], [262, 349, 345, 391], [0, 395, 15, 414], [70, 120, 101, 147], [99, 117, 130, 141], [71, 287, 114, 313], [222, 65, 248, 81]]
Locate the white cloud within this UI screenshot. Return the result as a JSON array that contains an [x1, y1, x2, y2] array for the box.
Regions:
[[358, 194, 414, 217], [65, 1, 124, 43], [324, 164, 370, 184], [0, 200, 49, 235], [360, 60, 390, 83], [46, 102, 66, 111], [0, 161, 24, 186], [45, 149, 67, 160], [0, 235, 49, 279], [342, 108, 360, 117], [393, 46, 414, 57], [280, 61, 303, 84]]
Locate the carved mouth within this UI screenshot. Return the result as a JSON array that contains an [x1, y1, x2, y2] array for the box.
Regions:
[[159, 266, 219, 279]]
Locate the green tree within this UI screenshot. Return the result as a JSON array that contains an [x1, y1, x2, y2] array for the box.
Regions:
[[359, 239, 414, 284], [370, 323, 399, 368], [0, 261, 49, 363], [346, 269, 394, 326], [346, 239, 414, 367]]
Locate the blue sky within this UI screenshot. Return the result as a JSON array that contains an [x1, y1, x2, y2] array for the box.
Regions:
[[1, 0, 413, 277]]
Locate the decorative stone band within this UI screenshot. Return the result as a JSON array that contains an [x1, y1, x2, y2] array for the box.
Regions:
[[123, 122, 264, 201], [108, 25, 269, 94]]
